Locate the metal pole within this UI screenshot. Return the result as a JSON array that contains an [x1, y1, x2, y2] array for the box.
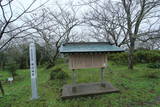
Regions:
[[29, 43, 39, 100]]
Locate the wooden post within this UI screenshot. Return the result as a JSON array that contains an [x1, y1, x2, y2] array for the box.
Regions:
[[72, 69, 76, 84], [101, 68, 104, 82], [72, 69, 77, 92], [100, 68, 105, 87]]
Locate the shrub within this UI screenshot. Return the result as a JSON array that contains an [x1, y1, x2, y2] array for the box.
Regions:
[[55, 58, 65, 65], [6, 61, 18, 80], [147, 63, 160, 69], [108, 52, 128, 64], [134, 50, 160, 63], [50, 68, 68, 80], [108, 50, 160, 64]]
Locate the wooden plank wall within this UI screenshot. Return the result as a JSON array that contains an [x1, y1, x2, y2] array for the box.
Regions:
[[69, 53, 107, 69]]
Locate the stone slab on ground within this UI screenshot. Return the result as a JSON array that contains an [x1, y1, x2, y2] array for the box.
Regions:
[[61, 82, 119, 99]]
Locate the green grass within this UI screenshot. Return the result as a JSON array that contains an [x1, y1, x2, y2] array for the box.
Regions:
[[1, 62, 160, 107]]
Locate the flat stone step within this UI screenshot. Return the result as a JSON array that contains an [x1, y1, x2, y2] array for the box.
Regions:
[[61, 82, 119, 99]]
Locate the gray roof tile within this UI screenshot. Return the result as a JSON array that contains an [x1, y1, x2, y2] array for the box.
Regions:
[[60, 42, 124, 53]]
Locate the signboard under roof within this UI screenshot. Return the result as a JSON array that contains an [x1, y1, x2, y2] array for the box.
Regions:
[[60, 42, 124, 69]]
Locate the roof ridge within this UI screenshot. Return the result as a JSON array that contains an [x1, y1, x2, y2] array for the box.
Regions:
[[63, 42, 113, 45]]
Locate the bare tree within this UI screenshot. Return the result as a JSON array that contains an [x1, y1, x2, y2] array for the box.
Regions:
[[121, 0, 160, 69], [26, 5, 80, 68], [84, 0, 128, 46], [0, 0, 48, 50], [136, 29, 160, 49], [85, 0, 160, 69], [0, 0, 48, 96]]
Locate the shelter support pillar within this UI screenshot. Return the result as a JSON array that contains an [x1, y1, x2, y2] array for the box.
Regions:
[[100, 68, 105, 87], [72, 69, 77, 92]]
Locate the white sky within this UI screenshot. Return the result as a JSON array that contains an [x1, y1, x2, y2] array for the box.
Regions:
[[14, 0, 119, 15], [2, 0, 159, 43], [4, 0, 160, 32]]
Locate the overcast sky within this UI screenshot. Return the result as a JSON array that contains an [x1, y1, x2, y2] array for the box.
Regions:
[[2, 0, 159, 43], [4, 0, 160, 33], [14, 0, 119, 15]]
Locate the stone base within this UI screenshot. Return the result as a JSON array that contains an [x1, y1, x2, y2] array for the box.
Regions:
[[61, 82, 119, 99]]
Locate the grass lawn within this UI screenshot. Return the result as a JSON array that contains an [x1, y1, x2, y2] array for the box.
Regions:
[[1, 62, 160, 107]]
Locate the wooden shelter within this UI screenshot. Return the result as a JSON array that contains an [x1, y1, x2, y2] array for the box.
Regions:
[[59, 42, 124, 99]]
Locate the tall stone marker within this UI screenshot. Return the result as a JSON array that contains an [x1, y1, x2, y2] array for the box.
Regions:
[[29, 43, 39, 100]]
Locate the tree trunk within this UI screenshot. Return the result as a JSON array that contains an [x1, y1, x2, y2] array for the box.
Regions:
[[46, 55, 57, 69], [46, 62, 55, 69], [0, 80, 5, 96], [128, 37, 135, 69], [11, 71, 15, 80], [128, 49, 134, 69], [46, 47, 59, 69]]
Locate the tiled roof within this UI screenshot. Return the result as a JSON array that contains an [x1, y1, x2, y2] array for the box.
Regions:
[[59, 42, 124, 53]]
